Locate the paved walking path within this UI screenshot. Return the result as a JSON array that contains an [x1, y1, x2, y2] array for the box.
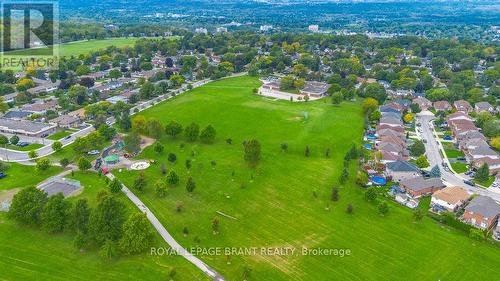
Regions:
[[106, 173, 225, 281]]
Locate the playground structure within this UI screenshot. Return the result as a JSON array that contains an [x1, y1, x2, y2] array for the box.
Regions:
[[130, 161, 150, 170]]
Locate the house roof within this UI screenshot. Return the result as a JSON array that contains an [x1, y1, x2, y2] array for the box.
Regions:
[[387, 160, 419, 172], [475, 102, 493, 110], [465, 196, 500, 218], [379, 106, 400, 113], [301, 81, 329, 94], [51, 115, 79, 126], [454, 100, 471, 110], [432, 186, 470, 204], [3, 110, 32, 119], [433, 100, 451, 110], [470, 145, 498, 157], [400, 177, 445, 191], [0, 117, 56, 134]]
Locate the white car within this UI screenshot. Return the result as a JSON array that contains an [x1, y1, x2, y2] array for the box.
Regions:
[[87, 150, 100, 155]]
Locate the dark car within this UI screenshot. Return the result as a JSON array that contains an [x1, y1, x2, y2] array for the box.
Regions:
[[16, 142, 29, 147], [0, 172, 6, 179], [64, 135, 72, 140], [463, 180, 475, 187]]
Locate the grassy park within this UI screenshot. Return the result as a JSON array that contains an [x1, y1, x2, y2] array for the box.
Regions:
[[112, 76, 500, 280], [0, 162, 63, 191], [47, 130, 75, 141], [0, 171, 208, 281]]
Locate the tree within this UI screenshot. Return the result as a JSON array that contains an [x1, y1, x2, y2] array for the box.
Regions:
[[133, 173, 147, 192], [184, 122, 200, 142], [378, 201, 389, 216], [430, 165, 441, 178], [356, 171, 369, 186], [244, 139, 261, 165], [475, 163, 490, 183], [36, 157, 51, 172], [0, 96, 8, 113], [469, 228, 485, 241], [403, 113, 415, 123], [108, 69, 122, 80], [331, 92, 343, 105], [168, 152, 177, 163], [415, 155, 430, 168], [147, 119, 164, 139], [212, 217, 220, 234], [41, 193, 71, 233], [200, 125, 216, 143], [89, 196, 127, 245], [165, 121, 183, 138], [108, 178, 122, 193], [28, 150, 38, 159], [331, 187, 339, 201], [410, 103, 421, 114], [413, 209, 424, 222], [8, 186, 48, 225], [70, 199, 90, 233], [155, 180, 168, 197], [280, 143, 288, 152], [362, 98, 379, 113], [9, 135, 19, 145], [99, 240, 118, 259], [339, 167, 349, 184], [52, 141, 63, 152], [185, 159, 192, 171], [410, 140, 425, 157], [365, 187, 377, 202], [124, 132, 141, 153], [305, 146, 310, 157], [491, 137, 500, 151], [60, 158, 70, 167], [166, 170, 180, 186], [346, 204, 353, 214], [77, 157, 91, 171], [186, 177, 196, 193], [74, 231, 88, 250], [0, 134, 8, 145], [119, 213, 155, 254], [154, 142, 164, 154]]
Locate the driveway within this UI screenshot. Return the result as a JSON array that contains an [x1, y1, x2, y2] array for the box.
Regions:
[[416, 112, 500, 202]]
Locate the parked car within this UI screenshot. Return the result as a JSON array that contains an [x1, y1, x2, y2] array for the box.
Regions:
[[87, 150, 100, 155], [463, 180, 475, 186], [64, 135, 72, 140], [456, 157, 466, 161], [0, 172, 6, 179], [16, 142, 29, 147], [443, 136, 453, 141], [423, 139, 427, 143]]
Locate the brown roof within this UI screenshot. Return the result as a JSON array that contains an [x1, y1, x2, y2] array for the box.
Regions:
[[433, 100, 451, 111], [432, 186, 470, 205]]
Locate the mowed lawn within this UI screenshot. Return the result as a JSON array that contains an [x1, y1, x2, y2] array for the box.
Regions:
[[0, 171, 208, 281], [114, 75, 500, 280], [0, 163, 63, 191]]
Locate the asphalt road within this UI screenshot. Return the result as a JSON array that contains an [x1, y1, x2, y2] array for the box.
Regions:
[[416, 112, 500, 202]]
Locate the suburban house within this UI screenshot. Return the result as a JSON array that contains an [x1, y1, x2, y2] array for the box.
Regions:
[[399, 177, 445, 198], [0, 117, 57, 137], [431, 186, 471, 213], [67, 108, 86, 120], [462, 196, 500, 230], [453, 100, 472, 113], [474, 101, 495, 114], [22, 99, 59, 115], [106, 95, 129, 104], [2, 110, 33, 120], [386, 160, 421, 182], [261, 81, 281, 92], [50, 115, 81, 128], [472, 157, 500, 175], [413, 97, 432, 111], [379, 105, 401, 114], [299, 81, 330, 98], [433, 100, 451, 112], [379, 116, 403, 128], [27, 80, 60, 95]]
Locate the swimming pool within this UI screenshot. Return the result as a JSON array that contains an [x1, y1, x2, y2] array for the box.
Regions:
[[371, 176, 387, 186]]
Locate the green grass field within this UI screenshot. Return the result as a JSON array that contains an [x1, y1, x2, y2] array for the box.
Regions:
[[5, 143, 44, 151], [474, 176, 496, 188], [0, 163, 63, 191], [112, 76, 500, 280], [451, 162, 468, 174], [0, 171, 207, 281], [47, 130, 74, 141], [445, 149, 465, 159]]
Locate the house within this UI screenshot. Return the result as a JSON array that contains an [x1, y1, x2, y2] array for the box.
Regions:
[[453, 100, 472, 113], [466, 145, 498, 162], [472, 157, 500, 175], [26, 80, 60, 95], [67, 108, 86, 120], [50, 115, 80, 128], [475, 102, 495, 114], [413, 97, 432, 111], [2, 110, 32, 120], [494, 223, 500, 241], [299, 81, 330, 98], [0, 117, 57, 137], [22, 99, 59, 114], [431, 186, 471, 213], [106, 95, 129, 104], [433, 100, 451, 112], [386, 160, 421, 182], [400, 177, 445, 198], [462, 196, 500, 230], [379, 116, 403, 128], [379, 105, 401, 114]]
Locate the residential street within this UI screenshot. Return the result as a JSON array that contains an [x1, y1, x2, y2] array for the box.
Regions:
[[105, 173, 225, 281], [416, 112, 500, 202]]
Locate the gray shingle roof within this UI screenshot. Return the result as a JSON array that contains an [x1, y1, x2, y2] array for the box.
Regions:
[[465, 196, 500, 218], [387, 160, 419, 172], [400, 177, 444, 191]]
